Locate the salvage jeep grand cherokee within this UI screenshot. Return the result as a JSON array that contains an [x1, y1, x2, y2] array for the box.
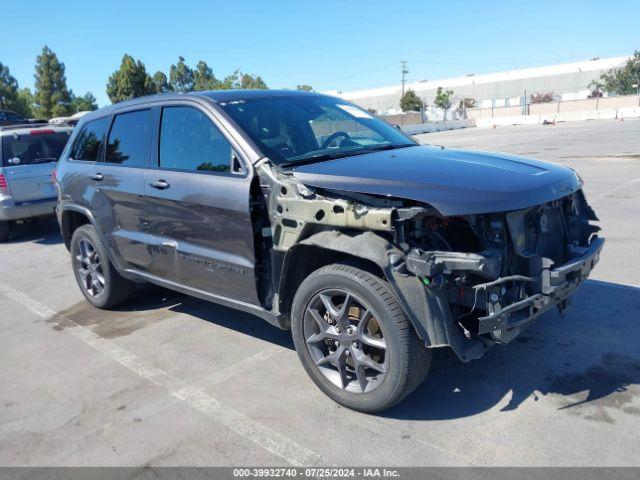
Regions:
[[55, 90, 603, 412]]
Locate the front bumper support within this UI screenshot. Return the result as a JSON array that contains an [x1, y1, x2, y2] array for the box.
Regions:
[[477, 237, 604, 337]]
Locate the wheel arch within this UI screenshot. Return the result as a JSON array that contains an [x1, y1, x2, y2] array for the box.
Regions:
[[278, 229, 489, 362], [278, 241, 385, 319], [278, 230, 437, 344], [59, 205, 128, 278], [60, 205, 94, 250]]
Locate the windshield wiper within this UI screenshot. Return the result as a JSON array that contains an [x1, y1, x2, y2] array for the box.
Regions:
[[279, 143, 416, 168], [280, 150, 357, 167], [359, 143, 415, 153]]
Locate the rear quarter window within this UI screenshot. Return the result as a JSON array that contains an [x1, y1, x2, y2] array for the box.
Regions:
[[2, 131, 72, 166], [71, 117, 110, 161]]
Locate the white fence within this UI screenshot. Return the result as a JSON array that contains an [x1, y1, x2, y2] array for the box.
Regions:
[[401, 119, 476, 135], [475, 106, 640, 128]]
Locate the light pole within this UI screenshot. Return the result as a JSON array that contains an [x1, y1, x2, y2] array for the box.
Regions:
[[401, 61, 409, 97]]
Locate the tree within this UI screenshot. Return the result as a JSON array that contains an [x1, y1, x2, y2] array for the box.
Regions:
[[0, 62, 19, 110], [106, 54, 154, 103], [152, 71, 171, 94], [193, 61, 221, 91], [0, 64, 34, 116], [434, 87, 454, 119], [169, 56, 194, 92], [33, 46, 73, 118], [400, 89, 423, 112], [240, 73, 268, 90], [220, 70, 240, 90], [588, 87, 604, 98], [70, 92, 98, 112], [14, 88, 35, 117], [297, 84, 314, 92], [456, 97, 476, 118], [591, 50, 640, 95], [220, 70, 268, 90]]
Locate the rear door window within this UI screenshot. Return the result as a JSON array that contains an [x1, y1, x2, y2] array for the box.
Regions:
[[71, 117, 109, 161], [2, 131, 72, 166], [105, 109, 151, 167], [158, 106, 232, 173]]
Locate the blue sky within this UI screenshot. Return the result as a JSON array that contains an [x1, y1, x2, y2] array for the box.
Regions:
[[1, 0, 638, 106]]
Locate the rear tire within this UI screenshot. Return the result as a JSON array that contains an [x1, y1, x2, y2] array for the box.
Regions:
[[70, 224, 134, 309], [0, 221, 10, 242], [291, 263, 431, 413]]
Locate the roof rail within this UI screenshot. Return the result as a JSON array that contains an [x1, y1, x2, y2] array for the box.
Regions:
[[0, 123, 52, 132]]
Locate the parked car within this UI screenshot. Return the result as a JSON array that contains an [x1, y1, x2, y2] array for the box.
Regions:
[[0, 109, 47, 127], [49, 111, 92, 127], [55, 91, 603, 412], [0, 110, 29, 126], [0, 123, 73, 240]]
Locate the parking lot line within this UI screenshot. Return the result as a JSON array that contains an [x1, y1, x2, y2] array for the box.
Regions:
[[177, 346, 285, 394], [0, 281, 325, 467]]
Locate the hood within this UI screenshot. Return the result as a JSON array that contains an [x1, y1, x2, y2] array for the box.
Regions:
[[290, 145, 581, 216]]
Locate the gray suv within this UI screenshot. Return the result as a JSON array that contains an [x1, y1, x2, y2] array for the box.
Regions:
[[56, 90, 603, 412], [0, 123, 72, 241]]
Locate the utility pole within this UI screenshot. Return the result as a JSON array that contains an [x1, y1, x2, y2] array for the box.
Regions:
[[401, 61, 409, 97]]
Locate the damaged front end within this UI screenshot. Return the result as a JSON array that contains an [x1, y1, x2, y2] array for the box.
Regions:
[[254, 160, 604, 362], [403, 189, 604, 355]]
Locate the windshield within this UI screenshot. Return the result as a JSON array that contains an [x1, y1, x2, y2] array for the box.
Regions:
[[2, 131, 71, 166], [218, 95, 417, 166]]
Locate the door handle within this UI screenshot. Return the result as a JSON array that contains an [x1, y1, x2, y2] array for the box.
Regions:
[[91, 173, 104, 181], [149, 180, 170, 190]]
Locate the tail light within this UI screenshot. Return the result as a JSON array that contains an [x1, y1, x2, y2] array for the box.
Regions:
[[52, 168, 57, 184], [0, 173, 9, 195]]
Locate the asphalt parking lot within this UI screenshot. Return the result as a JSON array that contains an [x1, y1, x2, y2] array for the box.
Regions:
[[1, 118, 639, 467]]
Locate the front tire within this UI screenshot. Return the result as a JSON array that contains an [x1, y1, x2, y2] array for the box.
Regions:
[[291, 263, 431, 413], [70, 224, 133, 309]]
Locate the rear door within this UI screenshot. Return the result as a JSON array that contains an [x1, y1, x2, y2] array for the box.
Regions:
[[92, 109, 154, 272], [1, 129, 71, 204], [144, 103, 260, 305], [62, 116, 110, 208]]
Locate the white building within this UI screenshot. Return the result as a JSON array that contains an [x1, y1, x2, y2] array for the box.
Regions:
[[325, 56, 629, 118]]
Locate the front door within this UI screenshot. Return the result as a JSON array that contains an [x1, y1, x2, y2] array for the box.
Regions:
[[144, 104, 260, 305]]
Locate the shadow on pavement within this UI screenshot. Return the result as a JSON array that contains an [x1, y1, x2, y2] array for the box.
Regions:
[[387, 279, 640, 421], [3, 217, 62, 245], [167, 293, 295, 350], [53, 283, 294, 349], [133, 279, 639, 421], [55, 277, 639, 419]]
